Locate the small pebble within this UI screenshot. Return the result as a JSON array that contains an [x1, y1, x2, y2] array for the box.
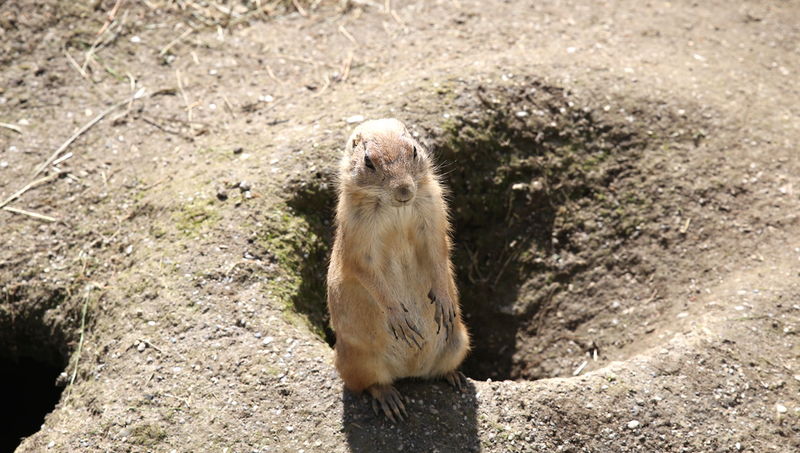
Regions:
[[233, 147, 243, 154], [216, 190, 228, 201], [776, 404, 787, 414], [238, 181, 252, 192], [346, 115, 365, 124], [627, 420, 640, 429], [137, 342, 146, 352]]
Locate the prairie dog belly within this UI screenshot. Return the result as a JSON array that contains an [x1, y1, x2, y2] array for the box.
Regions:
[[378, 208, 446, 377]]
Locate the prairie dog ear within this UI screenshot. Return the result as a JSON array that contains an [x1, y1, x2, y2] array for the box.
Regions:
[[350, 132, 363, 152]]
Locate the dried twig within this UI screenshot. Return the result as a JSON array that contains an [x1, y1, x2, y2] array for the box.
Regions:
[[159, 28, 195, 56], [572, 360, 588, 376], [338, 24, 357, 45], [291, 0, 308, 17], [33, 89, 145, 177], [679, 217, 692, 234], [63, 47, 90, 80], [340, 50, 353, 82], [83, 1, 126, 72], [0, 122, 22, 134], [141, 339, 164, 353], [265, 65, 282, 83], [175, 69, 195, 128], [96, 0, 124, 37], [51, 152, 74, 167], [221, 95, 236, 119], [63, 293, 90, 404], [390, 9, 407, 32], [0, 172, 62, 210], [2, 206, 59, 222], [643, 288, 659, 304]]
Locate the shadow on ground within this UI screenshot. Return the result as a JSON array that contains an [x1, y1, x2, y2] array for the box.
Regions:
[[342, 379, 480, 453]]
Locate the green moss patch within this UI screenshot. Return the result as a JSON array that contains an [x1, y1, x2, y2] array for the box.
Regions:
[[256, 181, 335, 343], [174, 198, 220, 238]]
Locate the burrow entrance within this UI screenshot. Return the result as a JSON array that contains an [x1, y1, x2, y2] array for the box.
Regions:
[[0, 286, 72, 452], [269, 80, 694, 381]]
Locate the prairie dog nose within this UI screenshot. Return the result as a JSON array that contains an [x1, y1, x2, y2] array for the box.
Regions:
[[394, 184, 415, 203]]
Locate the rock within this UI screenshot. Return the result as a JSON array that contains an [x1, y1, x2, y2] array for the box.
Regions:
[[216, 189, 228, 201], [627, 420, 640, 429]]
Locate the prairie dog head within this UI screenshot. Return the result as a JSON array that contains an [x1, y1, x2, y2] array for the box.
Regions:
[[341, 118, 431, 207]]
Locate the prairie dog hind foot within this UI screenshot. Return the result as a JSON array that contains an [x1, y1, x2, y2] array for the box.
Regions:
[[367, 384, 408, 423]]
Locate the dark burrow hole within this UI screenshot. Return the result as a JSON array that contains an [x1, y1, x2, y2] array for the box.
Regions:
[[0, 288, 71, 452], [277, 82, 672, 381]]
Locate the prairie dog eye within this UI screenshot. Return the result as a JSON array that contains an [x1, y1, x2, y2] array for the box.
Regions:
[[412, 145, 418, 159], [364, 152, 375, 170]]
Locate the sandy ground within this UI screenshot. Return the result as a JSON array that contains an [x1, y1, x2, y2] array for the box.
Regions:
[[1, 0, 799, 452]]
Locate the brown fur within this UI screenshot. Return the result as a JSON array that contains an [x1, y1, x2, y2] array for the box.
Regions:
[[327, 118, 470, 399]]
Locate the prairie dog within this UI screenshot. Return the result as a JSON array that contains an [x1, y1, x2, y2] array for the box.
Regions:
[[327, 118, 470, 421]]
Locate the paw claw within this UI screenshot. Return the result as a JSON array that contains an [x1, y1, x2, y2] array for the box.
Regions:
[[369, 385, 407, 423], [445, 371, 467, 392], [430, 289, 457, 338], [388, 308, 424, 349]]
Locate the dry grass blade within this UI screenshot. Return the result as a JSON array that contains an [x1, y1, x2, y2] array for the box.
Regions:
[[0, 122, 23, 134], [63, 47, 90, 80], [338, 24, 357, 44], [340, 50, 354, 82], [159, 28, 195, 56], [292, 0, 308, 17], [63, 293, 91, 404], [96, 0, 124, 37], [32, 91, 143, 178], [2, 206, 59, 222], [0, 172, 62, 210]]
